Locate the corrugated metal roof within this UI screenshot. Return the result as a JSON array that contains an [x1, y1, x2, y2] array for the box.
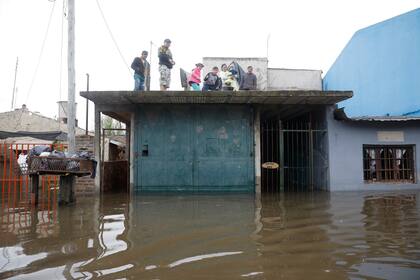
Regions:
[[351, 116, 420, 121], [334, 108, 420, 122]]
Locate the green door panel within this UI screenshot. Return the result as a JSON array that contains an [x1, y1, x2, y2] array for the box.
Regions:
[[135, 105, 253, 191]]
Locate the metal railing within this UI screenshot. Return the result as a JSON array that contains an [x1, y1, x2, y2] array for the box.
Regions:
[[0, 143, 66, 206]]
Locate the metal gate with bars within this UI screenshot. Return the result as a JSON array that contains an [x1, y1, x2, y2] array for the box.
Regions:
[[261, 120, 329, 192], [0, 143, 62, 208]]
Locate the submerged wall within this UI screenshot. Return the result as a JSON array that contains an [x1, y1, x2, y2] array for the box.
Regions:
[[326, 107, 420, 191], [75, 135, 95, 196], [134, 104, 255, 191]]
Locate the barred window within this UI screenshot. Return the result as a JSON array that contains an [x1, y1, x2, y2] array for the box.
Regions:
[[363, 145, 415, 183]]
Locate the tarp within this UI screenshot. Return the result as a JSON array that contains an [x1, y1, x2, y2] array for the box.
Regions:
[[229, 61, 246, 86], [180, 68, 190, 88], [0, 131, 67, 141]]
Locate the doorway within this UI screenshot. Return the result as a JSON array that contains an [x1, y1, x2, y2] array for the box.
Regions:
[[261, 113, 328, 192]]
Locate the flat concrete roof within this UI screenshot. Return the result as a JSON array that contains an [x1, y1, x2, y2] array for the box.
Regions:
[[80, 90, 353, 105]]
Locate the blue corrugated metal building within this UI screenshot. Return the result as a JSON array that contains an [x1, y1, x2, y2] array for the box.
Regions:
[[324, 8, 420, 117], [324, 8, 420, 191]]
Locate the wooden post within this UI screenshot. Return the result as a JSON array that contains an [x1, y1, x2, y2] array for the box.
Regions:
[[30, 174, 39, 206], [59, 175, 75, 205]]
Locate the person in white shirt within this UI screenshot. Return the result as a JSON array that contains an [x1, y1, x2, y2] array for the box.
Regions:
[[220, 64, 231, 90]]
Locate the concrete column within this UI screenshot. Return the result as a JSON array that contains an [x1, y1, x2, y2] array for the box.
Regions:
[[59, 175, 75, 205], [129, 113, 135, 193], [94, 106, 101, 192], [254, 106, 261, 194], [67, 0, 76, 153]]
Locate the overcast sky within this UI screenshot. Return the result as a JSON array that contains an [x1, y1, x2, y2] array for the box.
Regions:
[[0, 0, 419, 130]]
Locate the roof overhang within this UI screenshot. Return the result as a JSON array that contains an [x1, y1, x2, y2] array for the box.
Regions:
[[80, 90, 352, 106], [334, 108, 420, 122]]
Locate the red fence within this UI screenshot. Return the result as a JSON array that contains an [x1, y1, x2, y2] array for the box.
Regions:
[[0, 143, 66, 208]]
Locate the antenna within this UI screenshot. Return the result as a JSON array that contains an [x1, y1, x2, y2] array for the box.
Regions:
[[11, 57, 19, 110], [148, 41, 154, 91], [266, 33, 271, 63]]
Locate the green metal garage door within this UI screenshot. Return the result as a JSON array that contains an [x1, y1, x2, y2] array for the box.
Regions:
[[135, 105, 254, 191]]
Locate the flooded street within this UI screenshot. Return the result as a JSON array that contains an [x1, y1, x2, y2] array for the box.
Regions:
[[1, 191, 420, 279]]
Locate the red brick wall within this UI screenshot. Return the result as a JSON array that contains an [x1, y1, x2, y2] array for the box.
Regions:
[[75, 135, 95, 197]]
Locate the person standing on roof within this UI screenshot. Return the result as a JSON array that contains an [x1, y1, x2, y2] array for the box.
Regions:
[[158, 39, 175, 91], [240, 66, 257, 90], [188, 63, 204, 91], [131, 51, 150, 91]]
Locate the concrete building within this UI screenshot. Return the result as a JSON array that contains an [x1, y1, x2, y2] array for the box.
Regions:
[[82, 57, 351, 193], [324, 8, 420, 190], [84, 10, 420, 193], [0, 103, 85, 137]]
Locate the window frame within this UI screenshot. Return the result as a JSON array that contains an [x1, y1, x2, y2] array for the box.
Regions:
[[362, 144, 416, 184]]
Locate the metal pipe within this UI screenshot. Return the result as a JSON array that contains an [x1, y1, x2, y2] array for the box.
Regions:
[[85, 73, 90, 135]]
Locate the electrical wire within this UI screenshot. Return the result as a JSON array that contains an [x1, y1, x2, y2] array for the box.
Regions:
[[14, 1, 56, 130], [95, 0, 132, 76], [59, 0, 66, 101], [25, 0, 57, 103], [57, 0, 66, 132]]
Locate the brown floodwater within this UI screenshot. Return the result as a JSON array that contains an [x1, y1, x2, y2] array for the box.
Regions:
[[1, 190, 420, 279]]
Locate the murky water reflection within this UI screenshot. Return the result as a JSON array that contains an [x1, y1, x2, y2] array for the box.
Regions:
[[1, 191, 420, 279]]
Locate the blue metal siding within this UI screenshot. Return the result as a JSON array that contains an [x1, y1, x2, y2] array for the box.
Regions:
[[323, 8, 420, 117], [134, 105, 254, 191]]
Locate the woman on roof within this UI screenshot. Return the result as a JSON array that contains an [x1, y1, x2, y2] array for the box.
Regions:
[[188, 63, 204, 91]]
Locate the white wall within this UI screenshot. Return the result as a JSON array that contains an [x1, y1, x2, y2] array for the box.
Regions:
[[267, 68, 322, 90], [202, 57, 268, 90]]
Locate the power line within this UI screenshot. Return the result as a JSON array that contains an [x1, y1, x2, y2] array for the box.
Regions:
[[25, 0, 56, 103], [59, 0, 66, 101], [95, 0, 131, 76], [14, 1, 56, 130]]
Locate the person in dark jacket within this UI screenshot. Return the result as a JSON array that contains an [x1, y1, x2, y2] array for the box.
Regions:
[[240, 66, 257, 90], [158, 39, 175, 90], [202, 66, 222, 91], [131, 51, 150, 91]]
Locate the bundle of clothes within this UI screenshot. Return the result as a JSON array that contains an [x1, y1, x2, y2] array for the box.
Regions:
[[18, 145, 97, 178]]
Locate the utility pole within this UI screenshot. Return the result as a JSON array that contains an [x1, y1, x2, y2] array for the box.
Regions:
[[67, 0, 76, 153], [11, 57, 18, 110]]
